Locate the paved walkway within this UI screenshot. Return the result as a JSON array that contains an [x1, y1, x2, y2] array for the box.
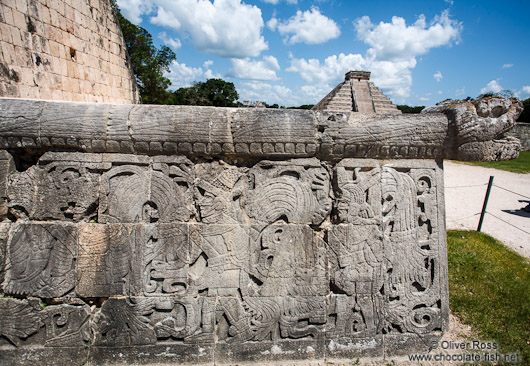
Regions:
[[444, 161, 530, 258]]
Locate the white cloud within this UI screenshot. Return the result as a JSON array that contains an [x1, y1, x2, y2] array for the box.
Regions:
[[117, 0, 153, 24], [287, 53, 416, 99], [515, 85, 530, 99], [433, 71, 443, 82], [229, 56, 280, 80], [354, 10, 462, 61], [438, 90, 443, 94], [158, 32, 182, 50], [238, 81, 293, 104], [455, 88, 465, 96], [261, 0, 298, 3], [275, 7, 340, 44], [445, 0, 454, 4], [287, 53, 365, 84], [165, 60, 218, 89], [146, 0, 267, 58], [480, 80, 503, 94], [502, 63, 513, 69], [419, 96, 430, 101], [203, 60, 214, 69], [267, 17, 278, 31], [287, 11, 462, 100]]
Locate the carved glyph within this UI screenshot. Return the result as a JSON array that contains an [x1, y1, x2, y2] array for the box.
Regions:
[[0, 153, 448, 363]]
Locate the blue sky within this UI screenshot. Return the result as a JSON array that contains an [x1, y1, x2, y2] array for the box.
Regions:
[[116, 0, 530, 107]]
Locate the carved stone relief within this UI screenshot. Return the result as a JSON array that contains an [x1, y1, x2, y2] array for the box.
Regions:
[[0, 153, 448, 364], [7, 160, 100, 221], [3, 223, 77, 298]]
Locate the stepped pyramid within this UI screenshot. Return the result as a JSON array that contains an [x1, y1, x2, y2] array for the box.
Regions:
[[312, 71, 401, 114]]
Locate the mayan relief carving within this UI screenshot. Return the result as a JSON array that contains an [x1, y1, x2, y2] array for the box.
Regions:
[[380, 165, 443, 335], [3, 223, 77, 298], [7, 160, 99, 221], [99, 156, 194, 224], [0, 59, 523, 363], [77, 224, 139, 297], [0, 153, 448, 358]]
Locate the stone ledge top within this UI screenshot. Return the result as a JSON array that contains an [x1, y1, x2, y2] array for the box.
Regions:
[[0, 97, 521, 161]]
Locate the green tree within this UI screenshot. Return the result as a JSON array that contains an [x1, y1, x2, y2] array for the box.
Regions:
[[477, 89, 514, 99], [396, 105, 425, 114], [287, 104, 314, 110], [115, 9, 176, 104], [517, 98, 530, 122], [172, 79, 239, 107]]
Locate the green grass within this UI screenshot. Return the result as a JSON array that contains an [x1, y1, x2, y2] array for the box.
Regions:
[[454, 151, 530, 174], [447, 230, 530, 364]]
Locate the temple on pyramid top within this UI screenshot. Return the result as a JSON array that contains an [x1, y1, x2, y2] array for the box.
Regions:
[[312, 70, 401, 114]]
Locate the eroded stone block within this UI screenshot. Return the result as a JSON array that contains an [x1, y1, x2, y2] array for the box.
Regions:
[[246, 159, 331, 225], [99, 157, 194, 223], [77, 223, 140, 297], [7, 156, 100, 221], [3, 223, 77, 298], [0, 150, 15, 220]]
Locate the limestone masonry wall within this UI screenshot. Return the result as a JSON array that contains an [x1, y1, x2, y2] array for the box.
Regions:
[[0, 97, 523, 365], [0, 0, 139, 103]]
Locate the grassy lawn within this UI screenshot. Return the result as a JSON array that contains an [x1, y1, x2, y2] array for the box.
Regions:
[[454, 151, 530, 174], [447, 230, 530, 364]]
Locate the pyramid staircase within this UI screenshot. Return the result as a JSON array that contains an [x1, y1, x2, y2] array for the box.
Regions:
[[312, 71, 401, 114]]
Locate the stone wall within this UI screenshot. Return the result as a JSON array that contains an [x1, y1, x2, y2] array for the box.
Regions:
[[0, 0, 139, 103], [0, 97, 522, 365], [506, 123, 530, 151]]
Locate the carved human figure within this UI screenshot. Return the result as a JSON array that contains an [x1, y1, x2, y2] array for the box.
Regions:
[[380, 166, 442, 334], [331, 166, 383, 336], [189, 162, 252, 342], [250, 223, 327, 339], [381, 167, 428, 286]]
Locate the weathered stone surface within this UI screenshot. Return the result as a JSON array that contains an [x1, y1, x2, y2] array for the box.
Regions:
[[0, 97, 521, 161], [506, 122, 530, 151], [0, 298, 42, 347], [98, 157, 194, 223], [0, 222, 10, 289], [0, 150, 15, 219], [0, 0, 139, 103], [0, 95, 506, 364], [7, 155, 100, 221], [247, 159, 331, 225], [3, 222, 77, 298], [0, 151, 450, 364], [422, 96, 524, 160], [77, 223, 140, 297]]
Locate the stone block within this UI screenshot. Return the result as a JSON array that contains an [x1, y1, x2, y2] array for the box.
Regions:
[[3, 222, 77, 298], [7, 156, 100, 221], [77, 223, 141, 297], [98, 158, 194, 224]]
